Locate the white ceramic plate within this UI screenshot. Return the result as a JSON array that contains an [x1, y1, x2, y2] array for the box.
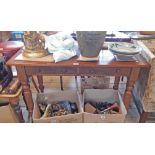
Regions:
[[109, 42, 142, 55]]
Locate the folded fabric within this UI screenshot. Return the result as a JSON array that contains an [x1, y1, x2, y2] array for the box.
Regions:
[[45, 32, 78, 62], [45, 32, 77, 53], [53, 49, 76, 63]]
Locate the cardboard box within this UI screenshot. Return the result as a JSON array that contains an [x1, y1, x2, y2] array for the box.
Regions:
[[33, 90, 83, 123], [0, 103, 19, 123], [83, 89, 127, 123]]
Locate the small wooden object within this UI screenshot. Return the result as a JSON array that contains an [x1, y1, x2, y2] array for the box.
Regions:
[[85, 103, 96, 113], [140, 31, 155, 35]]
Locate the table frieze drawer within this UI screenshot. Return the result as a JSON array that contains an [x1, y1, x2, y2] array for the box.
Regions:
[[79, 67, 131, 76], [25, 67, 78, 75]]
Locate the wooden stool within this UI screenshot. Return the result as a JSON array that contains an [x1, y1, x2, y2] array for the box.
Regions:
[[0, 86, 22, 104], [0, 86, 24, 122]]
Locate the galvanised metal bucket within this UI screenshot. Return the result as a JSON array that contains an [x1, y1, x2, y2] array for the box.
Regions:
[[77, 31, 106, 58]]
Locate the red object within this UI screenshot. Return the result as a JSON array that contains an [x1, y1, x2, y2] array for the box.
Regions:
[[0, 41, 24, 61]]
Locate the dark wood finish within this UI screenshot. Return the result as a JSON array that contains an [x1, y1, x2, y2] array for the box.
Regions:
[[7, 49, 148, 68], [16, 66, 34, 116], [37, 75, 44, 93], [113, 77, 121, 90], [123, 68, 141, 109], [31, 77, 40, 93], [79, 67, 131, 76], [7, 49, 150, 116], [139, 111, 149, 123], [25, 66, 78, 76], [60, 76, 63, 90], [22, 91, 28, 110]]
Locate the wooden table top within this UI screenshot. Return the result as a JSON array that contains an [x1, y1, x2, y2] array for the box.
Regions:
[[7, 49, 150, 68]]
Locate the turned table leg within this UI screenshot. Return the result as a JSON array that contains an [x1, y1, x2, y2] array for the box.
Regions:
[[37, 75, 44, 93], [123, 68, 140, 110], [17, 66, 34, 117], [113, 76, 121, 90]]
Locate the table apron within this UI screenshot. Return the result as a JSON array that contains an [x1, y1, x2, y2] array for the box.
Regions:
[[25, 66, 78, 76], [25, 66, 132, 76], [78, 67, 131, 76]]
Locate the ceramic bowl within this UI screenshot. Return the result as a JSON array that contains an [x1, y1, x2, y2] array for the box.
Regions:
[[109, 42, 142, 55]]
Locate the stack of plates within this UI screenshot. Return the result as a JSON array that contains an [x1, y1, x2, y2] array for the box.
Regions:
[[108, 42, 142, 61]]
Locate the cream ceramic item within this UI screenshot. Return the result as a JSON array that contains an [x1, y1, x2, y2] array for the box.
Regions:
[[109, 42, 141, 55]]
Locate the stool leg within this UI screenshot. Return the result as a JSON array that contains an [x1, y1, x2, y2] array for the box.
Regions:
[[60, 76, 63, 90], [22, 91, 28, 110], [75, 76, 78, 91], [113, 76, 121, 90], [32, 76, 40, 93], [37, 75, 44, 93], [80, 76, 85, 94], [139, 110, 148, 123]]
